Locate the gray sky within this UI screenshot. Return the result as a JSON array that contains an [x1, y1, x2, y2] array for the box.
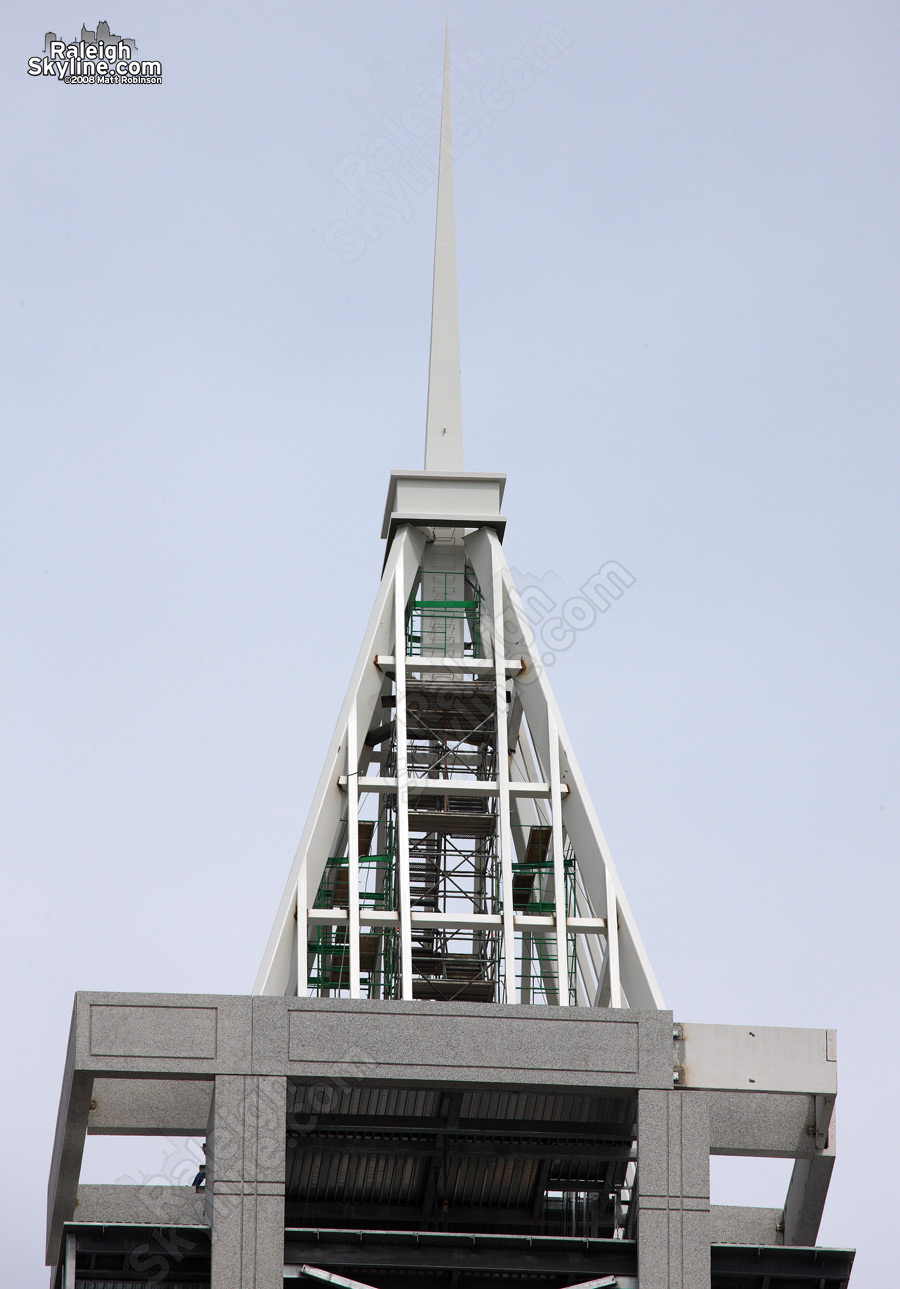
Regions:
[[3, 2, 898, 1283]]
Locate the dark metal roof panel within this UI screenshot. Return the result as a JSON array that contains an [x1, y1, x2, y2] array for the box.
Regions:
[[289, 1083, 442, 1122], [440, 1154, 539, 1209], [289, 1146, 426, 1205], [461, 1089, 634, 1127]]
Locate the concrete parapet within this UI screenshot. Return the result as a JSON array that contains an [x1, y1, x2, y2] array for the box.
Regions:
[[71, 992, 253, 1076], [66, 993, 676, 1088], [709, 1205, 783, 1245], [75, 1184, 206, 1226], [255, 997, 675, 1089]]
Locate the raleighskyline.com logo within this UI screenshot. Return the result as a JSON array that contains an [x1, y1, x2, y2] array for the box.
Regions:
[[27, 20, 162, 84]]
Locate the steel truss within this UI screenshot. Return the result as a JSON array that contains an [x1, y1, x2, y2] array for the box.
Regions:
[[256, 525, 663, 1010]]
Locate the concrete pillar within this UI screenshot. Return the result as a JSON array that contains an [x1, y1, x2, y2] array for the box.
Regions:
[[207, 1075, 285, 1289], [637, 1090, 710, 1288], [783, 1111, 836, 1246]]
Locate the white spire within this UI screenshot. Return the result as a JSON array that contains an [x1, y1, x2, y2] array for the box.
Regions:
[[424, 26, 463, 471], [254, 27, 664, 1014]]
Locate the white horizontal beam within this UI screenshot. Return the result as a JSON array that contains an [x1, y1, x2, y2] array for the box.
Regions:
[[413, 911, 500, 930], [341, 776, 568, 799], [511, 914, 605, 932], [558, 915, 607, 933], [307, 908, 400, 928], [307, 909, 605, 933], [515, 914, 554, 929], [375, 655, 525, 675]]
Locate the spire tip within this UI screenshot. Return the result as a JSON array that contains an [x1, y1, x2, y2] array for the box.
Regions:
[[424, 27, 463, 471]]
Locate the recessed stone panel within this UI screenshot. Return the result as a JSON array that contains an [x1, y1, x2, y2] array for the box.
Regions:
[[89, 1004, 218, 1059], [287, 1008, 637, 1075]]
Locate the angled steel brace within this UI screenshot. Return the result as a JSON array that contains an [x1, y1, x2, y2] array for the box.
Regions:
[[254, 524, 425, 995]]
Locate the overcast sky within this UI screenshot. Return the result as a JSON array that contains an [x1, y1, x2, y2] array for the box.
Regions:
[[3, 2, 898, 1284]]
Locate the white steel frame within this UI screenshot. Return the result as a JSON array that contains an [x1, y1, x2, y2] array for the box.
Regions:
[[254, 29, 663, 1011], [254, 523, 663, 1010]]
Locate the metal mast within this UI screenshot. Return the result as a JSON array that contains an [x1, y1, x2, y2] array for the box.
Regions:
[[254, 34, 663, 1011], [424, 26, 463, 471]]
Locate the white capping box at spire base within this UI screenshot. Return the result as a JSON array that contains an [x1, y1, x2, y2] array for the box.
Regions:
[[47, 29, 854, 1289]]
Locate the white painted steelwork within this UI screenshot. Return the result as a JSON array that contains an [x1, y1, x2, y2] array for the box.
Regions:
[[253, 30, 663, 1010], [291, 1267, 378, 1289], [255, 503, 663, 1005]]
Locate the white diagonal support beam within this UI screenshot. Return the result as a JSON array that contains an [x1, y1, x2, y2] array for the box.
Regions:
[[254, 525, 425, 995], [292, 1266, 379, 1289], [465, 526, 663, 1011]]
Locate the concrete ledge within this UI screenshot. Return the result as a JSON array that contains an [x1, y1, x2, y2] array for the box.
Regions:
[[705, 1090, 819, 1158], [71, 994, 676, 1088], [75, 1184, 207, 1226], [254, 997, 675, 1088], [678, 1023, 836, 1095], [710, 1205, 783, 1245], [74, 993, 252, 1076], [89, 1078, 213, 1135]]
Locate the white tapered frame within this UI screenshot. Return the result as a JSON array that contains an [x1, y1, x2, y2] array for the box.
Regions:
[[257, 21, 662, 1007], [258, 523, 663, 1012], [255, 525, 425, 995], [465, 527, 664, 1011]]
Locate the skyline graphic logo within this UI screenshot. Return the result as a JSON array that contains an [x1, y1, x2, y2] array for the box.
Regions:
[[27, 20, 162, 84]]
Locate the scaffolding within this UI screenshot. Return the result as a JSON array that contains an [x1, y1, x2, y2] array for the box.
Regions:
[[303, 558, 609, 1008], [406, 570, 482, 657]]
